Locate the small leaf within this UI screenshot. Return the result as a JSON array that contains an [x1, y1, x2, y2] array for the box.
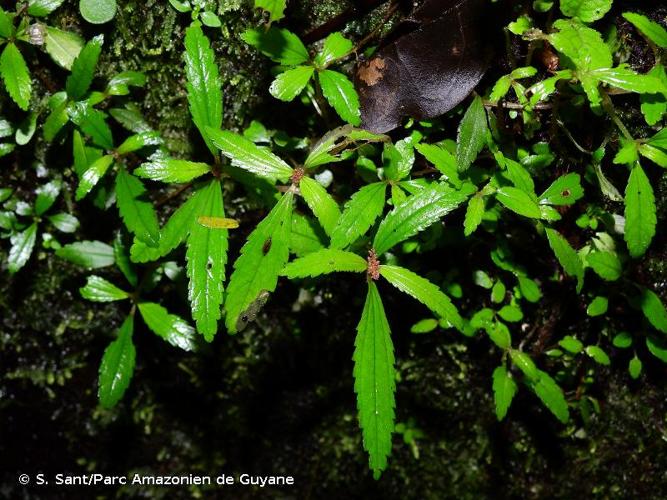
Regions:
[[624, 164, 656, 258], [48, 213, 80, 233], [254, 0, 286, 23], [373, 182, 474, 255], [592, 66, 667, 95], [56, 240, 115, 269], [8, 223, 37, 274], [559, 335, 583, 353], [34, 180, 61, 216], [270, 66, 314, 101], [496, 187, 542, 219], [80, 0, 117, 24], [28, 0, 66, 17], [138, 302, 197, 351], [80, 275, 130, 302], [587, 296, 608, 316], [586, 251, 621, 281], [414, 143, 461, 185], [318, 70, 361, 126], [241, 27, 309, 66], [68, 103, 114, 149], [539, 173, 584, 206], [98, 314, 135, 408], [646, 336, 667, 363], [545, 228, 584, 292], [135, 158, 211, 184], [492, 366, 517, 420], [354, 282, 395, 479], [66, 35, 103, 101], [623, 12, 667, 49], [639, 144, 667, 168], [464, 194, 484, 236], [380, 265, 463, 331], [510, 350, 539, 380], [282, 249, 366, 278], [498, 305, 523, 323], [115, 170, 160, 247], [585, 345, 610, 365], [628, 356, 642, 379], [1, 43, 31, 110], [560, 0, 611, 23], [200, 11, 221, 28], [530, 370, 569, 423], [639, 287, 667, 334], [456, 95, 488, 172], [76, 154, 114, 200], [518, 276, 542, 302], [44, 27, 84, 70], [331, 182, 386, 249], [315, 32, 353, 67], [207, 128, 293, 182], [116, 131, 163, 155], [299, 176, 341, 236], [225, 192, 293, 333]]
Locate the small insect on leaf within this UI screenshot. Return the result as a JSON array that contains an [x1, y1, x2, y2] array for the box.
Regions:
[[197, 216, 240, 229], [235, 290, 271, 332], [262, 237, 272, 255]]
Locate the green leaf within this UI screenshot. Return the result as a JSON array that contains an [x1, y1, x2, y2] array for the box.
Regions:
[[456, 95, 488, 172], [303, 125, 388, 169], [186, 180, 228, 340], [464, 194, 484, 237], [138, 302, 197, 351], [623, 12, 667, 49], [639, 287, 667, 334], [56, 240, 115, 269], [560, 0, 611, 23], [530, 370, 569, 423], [612, 332, 632, 349], [16, 111, 37, 146], [34, 180, 61, 216], [624, 164, 656, 258], [559, 335, 583, 353], [646, 336, 667, 363], [225, 192, 293, 333], [255, 0, 286, 23], [116, 131, 162, 155], [115, 170, 160, 247], [282, 249, 366, 278], [539, 173, 584, 205], [330, 182, 386, 249], [641, 66, 667, 125], [8, 223, 37, 273], [648, 128, 667, 149], [380, 265, 463, 331], [639, 144, 667, 168], [628, 356, 642, 379], [318, 70, 361, 126], [502, 157, 535, 194], [44, 100, 69, 142], [66, 35, 103, 100], [241, 27, 309, 66], [510, 350, 539, 380], [1, 43, 31, 111], [585, 345, 610, 365], [0, 8, 14, 38], [98, 314, 135, 408], [106, 71, 146, 96], [289, 213, 325, 257], [545, 228, 584, 292], [496, 187, 542, 218], [200, 11, 221, 28], [184, 22, 223, 154], [517, 276, 542, 302], [113, 234, 137, 286], [28, 0, 65, 17], [80, 0, 117, 24], [269, 65, 314, 101], [373, 182, 473, 255], [498, 305, 523, 323], [492, 366, 517, 420], [68, 103, 114, 149], [299, 176, 341, 236], [592, 66, 667, 95], [587, 295, 608, 316], [80, 275, 129, 302], [207, 128, 293, 182], [44, 27, 84, 70], [76, 154, 114, 200], [414, 143, 461, 186], [383, 137, 415, 181], [586, 251, 621, 281], [48, 212, 80, 233], [135, 158, 211, 184], [354, 281, 395, 479], [315, 32, 353, 67]]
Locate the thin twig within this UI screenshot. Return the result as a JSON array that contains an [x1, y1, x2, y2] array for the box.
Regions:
[[483, 100, 553, 111]]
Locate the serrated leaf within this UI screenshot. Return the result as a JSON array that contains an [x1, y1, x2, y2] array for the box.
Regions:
[[624, 164, 656, 258], [289, 213, 326, 257], [115, 170, 160, 247], [641, 66, 667, 125], [225, 192, 293, 333], [330, 182, 386, 249], [496, 187, 542, 219], [80, 275, 129, 302], [138, 302, 197, 351], [530, 370, 569, 423], [48, 212, 79, 233], [639, 144, 667, 168], [44, 101, 69, 142], [560, 0, 611, 23], [56, 240, 115, 269], [241, 27, 309, 66], [186, 180, 228, 340], [1, 43, 31, 111], [623, 12, 667, 49], [184, 22, 223, 154], [116, 131, 162, 155], [76, 154, 114, 200], [304, 125, 388, 169], [586, 251, 621, 281], [464, 194, 484, 236], [28, 0, 65, 17], [269, 65, 314, 101], [68, 103, 114, 149], [592, 66, 667, 95], [539, 173, 584, 205], [373, 182, 473, 255], [510, 350, 539, 380], [315, 32, 353, 67], [8, 223, 37, 273], [255, 0, 286, 22], [135, 158, 211, 183], [113, 234, 137, 286], [0, 8, 14, 38], [299, 176, 341, 236], [639, 287, 667, 334], [414, 142, 461, 186], [383, 136, 415, 181], [66, 35, 103, 101], [207, 128, 293, 181], [318, 70, 361, 126], [545, 228, 584, 292], [503, 157, 535, 194], [380, 265, 463, 331], [282, 249, 366, 278], [456, 95, 488, 172], [354, 281, 395, 479], [98, 314, 135, 408], [44, 26, 83, 70], [34, 180, 61, 216], [492, 366, 517, 420]]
